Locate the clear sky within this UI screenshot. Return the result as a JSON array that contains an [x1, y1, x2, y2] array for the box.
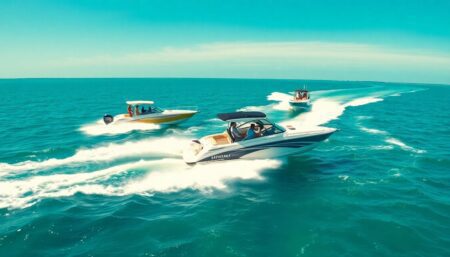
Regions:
[[1, 0, 449, 84]]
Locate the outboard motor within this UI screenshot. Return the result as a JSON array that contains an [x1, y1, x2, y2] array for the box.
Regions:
[[103, 114, 114, 125]]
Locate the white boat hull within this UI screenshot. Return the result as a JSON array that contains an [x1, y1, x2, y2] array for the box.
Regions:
[[183, 126, 336, 164], [289, 100, 310, 109]]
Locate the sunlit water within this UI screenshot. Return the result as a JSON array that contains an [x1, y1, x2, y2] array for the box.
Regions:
[[0, 79, 449, 256]]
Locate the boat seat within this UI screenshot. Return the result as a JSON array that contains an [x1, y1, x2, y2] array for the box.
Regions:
[[208, 133, 232, 145], [227, 128, 235, 142]]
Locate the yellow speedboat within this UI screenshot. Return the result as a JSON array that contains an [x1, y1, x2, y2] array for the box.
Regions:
[[103, 100, 197, 125]]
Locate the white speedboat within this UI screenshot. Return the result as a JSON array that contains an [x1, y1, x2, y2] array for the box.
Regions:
[[103, 100, 197, 125], [183, 111, 336, 164], [289, 89, 311, 109]]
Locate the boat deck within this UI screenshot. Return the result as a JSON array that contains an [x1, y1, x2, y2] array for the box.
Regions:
[[206, 132, 232, 145]]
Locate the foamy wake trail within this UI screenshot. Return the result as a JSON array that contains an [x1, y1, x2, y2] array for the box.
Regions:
[[280, 99, 344, 128], [268, 92, 293, 111], [80, 119, 160, 136], [385, 138, 426, 154], [344, 97, 383, 107], [267, 92, 292, 102], [0, 158, 281, 209], [0, 160, 156, 209], [0, 137, 190, 175], [123, 159, 281, 193], [238, 92, 293, 112], [239, 89, 387, 128], [281, 95, 385, 128], [237, 105, 271, 112], [166, 126, 203, 136]]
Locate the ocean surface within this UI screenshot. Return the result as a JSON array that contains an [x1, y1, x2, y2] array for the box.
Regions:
[[0, 78, 449, 257]]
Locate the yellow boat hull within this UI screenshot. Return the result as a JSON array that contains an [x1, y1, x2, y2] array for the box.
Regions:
[[133, 112, 196, 124]]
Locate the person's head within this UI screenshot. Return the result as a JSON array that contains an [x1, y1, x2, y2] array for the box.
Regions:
[[230, 122, 236, 127], [250, 123, 255, 129]]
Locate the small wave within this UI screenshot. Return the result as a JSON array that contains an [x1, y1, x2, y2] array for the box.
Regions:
[[0, 137, 190, 175], [370, 145, 394, 150], [360, 126, 388, 135], [80, 119, 160, 136], [385, 138, 426, 154], [355, 116, 373, 120], [339, 175, 349, 181]]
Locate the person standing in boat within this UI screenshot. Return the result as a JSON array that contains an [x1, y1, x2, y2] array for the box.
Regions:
[[127, 105, 133, 117], [135, 105, 140, 116]]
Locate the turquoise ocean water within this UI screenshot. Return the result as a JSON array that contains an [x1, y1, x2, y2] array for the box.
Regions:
[[0, 79, 449, 256]]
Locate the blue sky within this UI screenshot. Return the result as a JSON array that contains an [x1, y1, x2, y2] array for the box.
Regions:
[[1, 0, 449, 83]]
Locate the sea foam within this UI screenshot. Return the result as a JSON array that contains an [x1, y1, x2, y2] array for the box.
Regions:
[[0, 158, 281, 209], [0, 137, 190, 175]]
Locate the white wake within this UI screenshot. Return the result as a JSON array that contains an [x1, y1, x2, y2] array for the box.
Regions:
[[0, 137, 190, 175], [80, 119, 160, 136], [0, 159, 281, 209]]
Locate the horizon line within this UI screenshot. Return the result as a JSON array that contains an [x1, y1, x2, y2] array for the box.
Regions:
[[0, 76, 448, 86]]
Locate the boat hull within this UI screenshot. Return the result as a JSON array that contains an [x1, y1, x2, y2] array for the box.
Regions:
[[132, 112, 196, 124], [113, 111, 197, 125], [183, 129, 335, 164], [289, 101, 310, 109]]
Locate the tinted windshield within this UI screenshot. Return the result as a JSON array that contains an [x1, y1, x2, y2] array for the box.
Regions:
[[236, 119, 284, 137]]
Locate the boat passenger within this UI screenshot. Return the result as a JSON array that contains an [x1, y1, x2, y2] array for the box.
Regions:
[[245, 124, 257, 140], [135, 105, 140, 116], [127, 105, 133, 117], [229, 122, 244, 142], [141, 106, 146, 114]]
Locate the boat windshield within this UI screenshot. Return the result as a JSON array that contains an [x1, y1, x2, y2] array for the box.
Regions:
[[150, 106, 163, 113], [235, 119, 285, 138], [129, 105, 163, 116]]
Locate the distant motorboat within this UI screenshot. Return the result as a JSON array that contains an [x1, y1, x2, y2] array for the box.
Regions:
[[289, 88, 311, 110]]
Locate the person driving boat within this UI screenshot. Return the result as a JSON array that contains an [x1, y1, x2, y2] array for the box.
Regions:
[[245, 124, 258, 140]]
